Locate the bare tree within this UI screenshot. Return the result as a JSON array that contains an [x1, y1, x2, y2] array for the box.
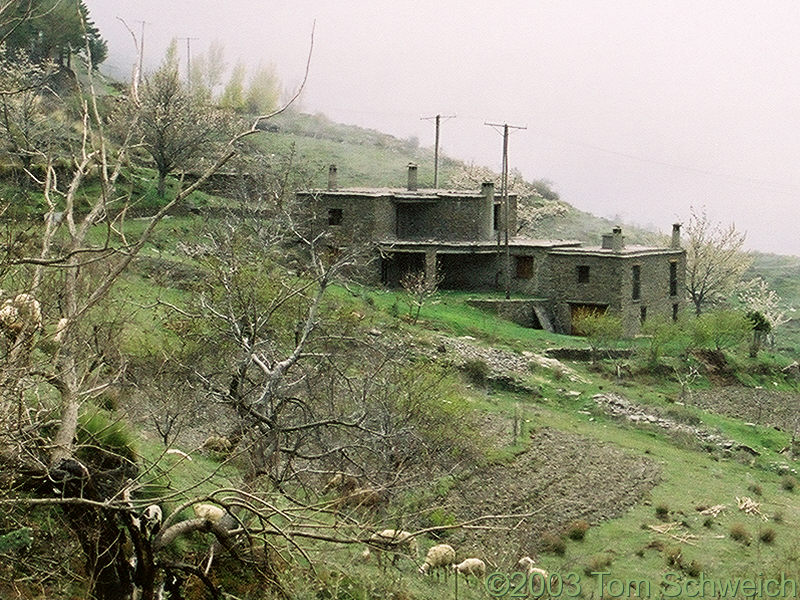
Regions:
[[684, 206, 752, 315], [0, 20, 320, 598], [134, 40, 230, 197]]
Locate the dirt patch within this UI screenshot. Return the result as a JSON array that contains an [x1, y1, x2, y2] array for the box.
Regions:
[[441, 428, 660, 567], [692, 387, 800, 433], [692, 349, 737, 386]]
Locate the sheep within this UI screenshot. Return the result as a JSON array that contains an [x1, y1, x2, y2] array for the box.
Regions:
[[141, 504, 163, 538], [53, 317, 69, 343], [518, 556, 548, 589], [369, 529, 418, 568], [322, 471, 359, 495], [418, 543, 456, 580], [193, 503, 225, 523], [332, 486, 387, 511], [202, 435, 232, 454], [453, 558, 486, 585], [0, 293, 42, 339]]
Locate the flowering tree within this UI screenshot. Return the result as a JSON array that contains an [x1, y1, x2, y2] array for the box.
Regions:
[[684, 207, 752, 315]]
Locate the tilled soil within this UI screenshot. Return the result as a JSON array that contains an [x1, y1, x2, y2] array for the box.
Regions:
[[441, 427, 660, 567], [692, 387, 800, 432]]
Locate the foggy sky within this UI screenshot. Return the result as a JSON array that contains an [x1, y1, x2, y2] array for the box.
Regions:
[[85, 0, 800, 255]]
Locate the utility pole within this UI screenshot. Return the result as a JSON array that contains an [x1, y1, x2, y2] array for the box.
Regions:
[[176, 37, 199, 87], [134, 20, 150, 87], [421, 114, 455, 188], [485, 121, 526, 299]]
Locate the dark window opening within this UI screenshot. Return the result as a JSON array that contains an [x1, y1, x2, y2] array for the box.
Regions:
[[515, 256, 534, 279], [640, 306, 647, 323], [328, 208, 343, 226], [493, 203, 501, 230], [632, 265, 641, 300], [672, 303, 679, 321], [669, 261, 678, 296], [577, 265, 590, 283]]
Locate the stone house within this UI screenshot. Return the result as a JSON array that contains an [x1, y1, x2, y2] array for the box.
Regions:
[[296, 164, 685, 335]]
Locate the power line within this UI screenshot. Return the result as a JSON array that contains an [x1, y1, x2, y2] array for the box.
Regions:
[[421, 114, 455, 187]]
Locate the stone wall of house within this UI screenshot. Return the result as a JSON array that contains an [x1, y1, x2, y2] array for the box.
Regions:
[[541, 250, 685, 335], [395, 197, 493, 241], [617, 251, 686, 335], [438, 253, 498, 290]]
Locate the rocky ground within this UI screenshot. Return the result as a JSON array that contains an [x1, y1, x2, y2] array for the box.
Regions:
[[691, 387, 800, 434], [443, 427, 660, 569]]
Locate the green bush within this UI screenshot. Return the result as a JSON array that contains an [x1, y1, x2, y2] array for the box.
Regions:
[[571, 308, 624, 360], [655, 503, 670, 520], [566, 519, 590, 541], [541, 532, 566, 555], [747, 483, 763, 496], [663, 545, 682, 568], [684, 559, 703, 577], [461, 359, 490, 385], [781, 475, 797, 492], [690, 310, 751, 351], [729, 522, 750, 544], [759, 527, 777, 544], [77, 406, 137, 469], [584, 553, 613, 575], [0, 528, 33, 553]]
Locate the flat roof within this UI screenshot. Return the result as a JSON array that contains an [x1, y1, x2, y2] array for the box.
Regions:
[[298, 187, 514, 200], [547, 245, 683, 257], [378, 237, 583, 253]]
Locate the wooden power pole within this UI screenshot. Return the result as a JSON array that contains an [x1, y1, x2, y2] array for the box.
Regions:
[[176, 37, 199, 87], [421, 114, 455, 188], [485, 121, 526, 299]]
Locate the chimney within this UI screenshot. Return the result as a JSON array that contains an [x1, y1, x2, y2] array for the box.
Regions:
[[407, 163, 418, 191], [481, 181, 495, 200], [612, 226, 624, 252], [327, 165, 337, 191], [671, 223, 681, 249]]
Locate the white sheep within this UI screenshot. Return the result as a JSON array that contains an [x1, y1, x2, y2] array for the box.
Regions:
[[141, 504, 163, 538], [518, 556, 548, 589], [0, 293, 42, 339], [322, 471, 359, 495], [369, 529, 418, 567], [333, 486, 386, 511], [418, 543, 456, 580], [193, 503, 225, 523], [453, 558, 486, 585]]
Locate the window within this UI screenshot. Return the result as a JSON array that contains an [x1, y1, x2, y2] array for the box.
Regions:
[[328, 208, 343, 226], [632, 265, 641, 300], [672, 303, 679, 321], [515, 256, 534, 279], [669, 261, 678, 296], [577, 265, 590, 283], [493, 203, 501, 230], [640, 306, 647, 323]]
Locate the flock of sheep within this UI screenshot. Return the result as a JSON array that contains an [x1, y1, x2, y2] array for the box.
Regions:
[[318, 473, 548, 586], [365, 528, 548, 586]]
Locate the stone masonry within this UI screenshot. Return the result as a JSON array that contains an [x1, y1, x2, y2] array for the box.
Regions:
[[296, 164, 685, 335]]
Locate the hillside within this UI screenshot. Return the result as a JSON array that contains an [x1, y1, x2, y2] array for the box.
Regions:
[[4, 80, 800, 599], [251, 110, 665, 246]]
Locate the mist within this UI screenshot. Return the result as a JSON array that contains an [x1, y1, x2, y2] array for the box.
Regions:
[[85, 0, 800, 255]]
